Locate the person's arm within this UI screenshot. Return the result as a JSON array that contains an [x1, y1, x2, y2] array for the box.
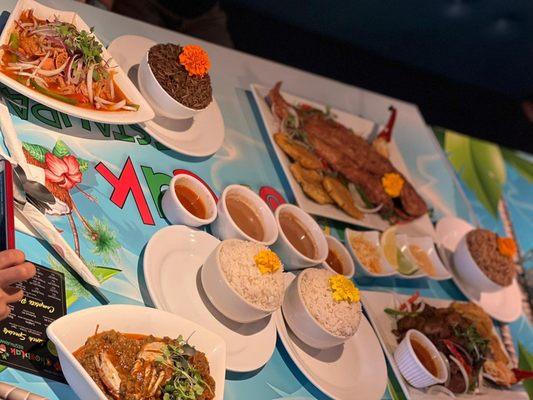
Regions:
[[0, 250, 35, 320]]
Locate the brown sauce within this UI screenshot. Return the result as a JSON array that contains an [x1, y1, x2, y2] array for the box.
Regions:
[[175, 184, 207, 219], [279, 211, 318, 259], [326, 249, 344, 274], [411, 337, 439, 377], [226, 194, 264, 241]]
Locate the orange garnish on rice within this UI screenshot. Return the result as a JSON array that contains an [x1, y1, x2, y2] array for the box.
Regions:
[[329, 275, 360, 303], [179, 45, 211, 77], [497, 237, 517, 258], [254, 249, 282, 274]]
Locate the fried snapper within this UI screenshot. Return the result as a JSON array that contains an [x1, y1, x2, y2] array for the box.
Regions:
[[268, 82, 428, 223]]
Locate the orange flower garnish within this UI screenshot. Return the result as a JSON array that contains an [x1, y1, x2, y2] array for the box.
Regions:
[[497, 237, 516, 258], [179, 45, 210, 77]]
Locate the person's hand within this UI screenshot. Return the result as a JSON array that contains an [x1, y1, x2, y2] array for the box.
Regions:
[[0, 250, 36, 320]]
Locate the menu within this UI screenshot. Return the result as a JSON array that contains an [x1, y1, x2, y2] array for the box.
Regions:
[[0, 263, 66, 382]]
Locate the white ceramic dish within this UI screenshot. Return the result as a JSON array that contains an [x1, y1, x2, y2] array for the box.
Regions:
[[161, 173, 217, 226], [344, 229, 396, 277], [435, 216, 522, 323], [0, 0, 154, 124], [47, 304, 226, 400], [210, 184, 278, 245], [272, 203, 328, 269], [282, 269, 358, 349], [275, 274, 387, 400], [394, 329, 448, 388], [138, 52, 209, 119], [361, 290, 525, 400], [250, 83, 435, 237], [323, 235, 355, 278], [453, 235, 503, 293], [201, 239, 280, 323], [143, 225, 277, 372], [107, 35, 224, 157], [405, 235, 452, 280]]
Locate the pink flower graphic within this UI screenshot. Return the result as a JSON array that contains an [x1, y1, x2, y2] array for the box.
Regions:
[[44, 153, 82, 190]]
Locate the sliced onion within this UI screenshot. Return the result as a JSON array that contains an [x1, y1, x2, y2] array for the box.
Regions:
[[448, 355, 469, 395], [120, 105, 137, 111], [87, 64, 95, 104], [36, 57, 69, 77], [109, 76, 115, 100], [94, 96, 114, 105], [427, 385, 456, 398], [348, 183, 383, 213], [107, 99, 126, 111], [27, 51, 49, 85], [66, 55, 78, 85]]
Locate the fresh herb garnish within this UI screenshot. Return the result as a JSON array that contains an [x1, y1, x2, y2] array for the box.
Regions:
[[452, 325, 489, 361], [54, 23, 103, 65], [157, 335, 212, 400], [384, 307, 421, 317]]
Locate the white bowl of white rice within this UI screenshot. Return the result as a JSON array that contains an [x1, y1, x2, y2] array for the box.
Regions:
[[201, 239, 285, 323], [282, 268, 362, 349]]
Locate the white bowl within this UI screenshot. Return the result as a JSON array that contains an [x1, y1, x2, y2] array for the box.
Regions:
[[138, 51, 210, 119], [344, 229, 396, 278], [201, 240, 280, 323], [322, 235, 355, 278], [453, 235, 503, 293], [394, 329, 448, 388], [282, 270, 354, 349], [211, 184, 278, 245], [161, 173, 217, 227], [46, 305, 226, 400], [272, 204, 328, 270]]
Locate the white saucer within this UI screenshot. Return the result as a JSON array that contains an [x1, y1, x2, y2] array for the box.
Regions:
[[435, 216, 522, 323], [274, 274, 387, 400], [143, 225, 277, 372], [107, 35, 225, 157]]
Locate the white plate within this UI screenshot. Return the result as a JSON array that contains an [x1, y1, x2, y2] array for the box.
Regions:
[[274, 274, 387, 400], [250, 83, 434, 235], [143, 225, 277, 372], [435, 216, 522, 323], [47, 304, 226, 400], [361, 290, 527, 400], [0, 0, 154, 124], [108, 35, 225, 157]]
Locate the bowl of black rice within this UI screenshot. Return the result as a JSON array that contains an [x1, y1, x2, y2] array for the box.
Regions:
[[138, 43, 212, 119], [453, 228, 516, 292]]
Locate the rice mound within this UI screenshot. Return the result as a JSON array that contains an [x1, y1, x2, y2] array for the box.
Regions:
[[300, 268, 361, 337], [219, 240, 284, 311]]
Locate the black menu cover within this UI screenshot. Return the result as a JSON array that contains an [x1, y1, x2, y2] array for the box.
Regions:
[[0, 263, 66, 382]]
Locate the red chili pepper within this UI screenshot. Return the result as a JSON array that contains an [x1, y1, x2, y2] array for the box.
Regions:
[[400, 291, 420, 311], [512, 368, 533, 382], [442, 339, 472, 375], [377, 106, 397, 142]]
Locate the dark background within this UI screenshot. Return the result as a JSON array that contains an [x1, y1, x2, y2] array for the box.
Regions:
[[219, 0, 533, 152]]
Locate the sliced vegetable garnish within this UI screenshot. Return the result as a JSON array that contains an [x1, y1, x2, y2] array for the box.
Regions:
[[30, 79, 78, 105]]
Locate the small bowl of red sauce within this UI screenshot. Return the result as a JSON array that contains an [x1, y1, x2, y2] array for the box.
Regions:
[[322, 235, 355, 278], [161, 174, 217, 227]]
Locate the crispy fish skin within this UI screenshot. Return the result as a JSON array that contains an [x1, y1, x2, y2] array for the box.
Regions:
[[274, 133, 323, 170], [290, 163, 333, 204], [322, 176, 363, 219]]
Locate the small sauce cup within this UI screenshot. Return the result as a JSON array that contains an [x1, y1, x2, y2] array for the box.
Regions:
[[161, 174, 217, 227], [322, 235, 355, 278]]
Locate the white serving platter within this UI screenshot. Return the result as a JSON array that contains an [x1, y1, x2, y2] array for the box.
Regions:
[[0, 0, 154, 124]]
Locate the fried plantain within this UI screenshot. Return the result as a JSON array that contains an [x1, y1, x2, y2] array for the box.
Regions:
[[274, 133, 322, 170], [322, 176, 363, 219], [290, 163, 332, 204]]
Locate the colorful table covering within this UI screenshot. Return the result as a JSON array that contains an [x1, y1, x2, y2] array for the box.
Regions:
[[0, 1, 532, 399]]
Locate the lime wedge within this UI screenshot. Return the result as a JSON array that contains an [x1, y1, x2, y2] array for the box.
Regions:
[[397, 249, 419, 275], [380, 227, 398, 269]]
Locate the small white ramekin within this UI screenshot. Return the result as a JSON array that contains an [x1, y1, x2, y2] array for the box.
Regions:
[[272, 204, 328, 270], [394, 329, 448, 388], [161, 174, 217, 227], [211, 184, 278, 245], [322, 235, 355, 278]]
